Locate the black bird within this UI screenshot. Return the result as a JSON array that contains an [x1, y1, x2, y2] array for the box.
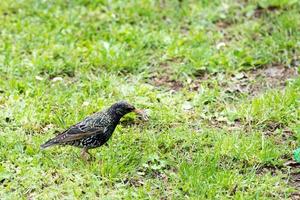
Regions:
[[40, 101, 148, 160]]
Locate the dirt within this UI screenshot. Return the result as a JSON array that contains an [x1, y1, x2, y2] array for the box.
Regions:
[[180, 25, 190, 36], [148, 57, 185, 91], [249, 64, 298, 93], [150, 75, 183, 91], [124, 165, 170, 188], [253, 5, 281, 18], [123, 177, 145, 187], [264, 121, 285, 132], [257, 160, 300, 198], [256, 164, 280, 176], [149, 61, 298, 94], [215, 20, 233, 29], [285, 161, 300, 199], [204, 115, 245, 131], [214, 4, 281, 29], [221, 64, 298, 96], [196, 64, 298, 96]]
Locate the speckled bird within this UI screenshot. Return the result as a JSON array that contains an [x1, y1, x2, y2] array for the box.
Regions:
[[40, 101, 148, 160]]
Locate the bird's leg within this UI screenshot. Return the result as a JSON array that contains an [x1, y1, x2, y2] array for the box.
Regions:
[[80, 148, 91, 161]]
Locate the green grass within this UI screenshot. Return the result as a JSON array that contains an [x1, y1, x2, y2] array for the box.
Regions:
[[0, 0, 299, 199]]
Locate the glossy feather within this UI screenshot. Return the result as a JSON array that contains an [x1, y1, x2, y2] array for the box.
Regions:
[[40, 101, 141, 151]]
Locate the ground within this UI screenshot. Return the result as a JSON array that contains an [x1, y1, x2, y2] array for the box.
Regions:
[[0, 0, 299, 199]]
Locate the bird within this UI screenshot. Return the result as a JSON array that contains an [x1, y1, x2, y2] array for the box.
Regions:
[[40, 101, 148, 160]]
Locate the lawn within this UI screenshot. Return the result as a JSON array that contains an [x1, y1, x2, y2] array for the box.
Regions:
[[0, 0, 299, 199]]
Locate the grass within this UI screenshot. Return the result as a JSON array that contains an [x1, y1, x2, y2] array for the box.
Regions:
[[0, 0, 299, 199]]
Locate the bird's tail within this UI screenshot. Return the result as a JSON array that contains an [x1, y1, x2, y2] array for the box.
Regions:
[[40, 138, 59, 149]]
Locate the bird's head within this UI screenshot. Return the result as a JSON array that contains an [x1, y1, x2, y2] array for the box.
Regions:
[[109, 101, 148, 120]]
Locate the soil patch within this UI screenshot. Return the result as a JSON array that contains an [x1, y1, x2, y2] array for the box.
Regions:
[[215, 20, 233, 29], [204, 115, 245, 131], [148, 62, 298, 94], [253, 5, 281, 18], [223, 64, 298, 96], [150, 75, 183, 91], [191, 64, 298, 96], [285, 161, 300, 199], [257, 160, 300, 198], [148, 57, 185, 91]]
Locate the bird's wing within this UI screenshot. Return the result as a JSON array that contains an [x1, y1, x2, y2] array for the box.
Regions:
[[52, 114, 107, 143], [57, 125, 103, 143]]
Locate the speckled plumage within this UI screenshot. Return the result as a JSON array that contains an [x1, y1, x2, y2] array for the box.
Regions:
[[41, 101, 147, 158], [64, 111, 114, 149]]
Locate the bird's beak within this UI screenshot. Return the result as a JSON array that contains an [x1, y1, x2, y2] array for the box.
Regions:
[[133, 109, 149, 121]]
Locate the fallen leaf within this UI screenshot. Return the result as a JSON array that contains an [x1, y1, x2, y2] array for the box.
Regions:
[[216, 116, 228, 122], [42, 124, 54, 132], [216, 42, 226, 50], [51, 77, 63, 82], [264, 66, 285, 77], [35, 76, 43, 81], [234, 72, 247, 80], [182, 101, 193, 110], [284, 160, 300, 167], [82, 101, 90, 106]]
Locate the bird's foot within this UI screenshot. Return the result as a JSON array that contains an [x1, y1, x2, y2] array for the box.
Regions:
[[98, 160, 103, 165], [81, 148, 94, 161]]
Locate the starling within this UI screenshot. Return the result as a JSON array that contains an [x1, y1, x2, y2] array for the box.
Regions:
[[40, 101, 148, 160]]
